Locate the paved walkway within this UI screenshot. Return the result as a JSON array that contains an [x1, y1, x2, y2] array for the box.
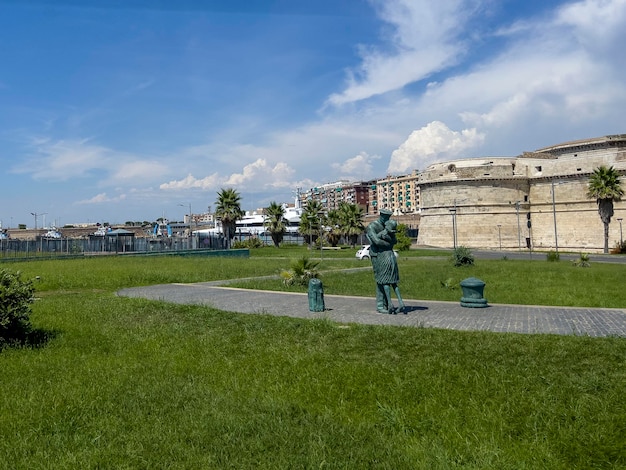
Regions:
[[117, 281, 626, 338]]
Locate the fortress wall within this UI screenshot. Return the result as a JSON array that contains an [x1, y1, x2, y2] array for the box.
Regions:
[[417, 136, 626, 252], [528, 178, 611, 251], [519, 147, 626, 179], [419, 158, 518, 183], [418, 179, 530, 249]]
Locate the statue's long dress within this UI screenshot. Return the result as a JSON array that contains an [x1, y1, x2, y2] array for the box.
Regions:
[[373, 249, 399, 285]]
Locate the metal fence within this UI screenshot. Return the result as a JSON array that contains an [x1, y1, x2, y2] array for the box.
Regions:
[[0, 234, 230, 260], [0, 231, 375, 260]]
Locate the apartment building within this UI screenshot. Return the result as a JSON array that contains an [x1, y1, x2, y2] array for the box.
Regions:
[[300, 180, 373, 212], [371, 170, 420, 216]]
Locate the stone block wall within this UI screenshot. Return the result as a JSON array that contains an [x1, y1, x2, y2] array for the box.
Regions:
[[417, 135, 626, 252]]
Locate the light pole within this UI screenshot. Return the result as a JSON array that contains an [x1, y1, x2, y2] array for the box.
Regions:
[[497, 224, 502, 250], [30, 212, 47, 230], [551, 180, 559, 253], [318, 211, 325, 262], [178, 203, 193, 248], [307, 213, 314, 251], [617, 218, 623, 246], [515, 202, 521, 251], [449, 207, 457, 249]]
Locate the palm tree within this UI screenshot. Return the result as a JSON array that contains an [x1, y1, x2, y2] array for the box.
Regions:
[[299, 200, 324, 247], [214, 188, 244, 248], [265, 201, 286, 247], [325, 209, 343, 247], [587, 166, 624, 253], [339, 202, 365, 248]]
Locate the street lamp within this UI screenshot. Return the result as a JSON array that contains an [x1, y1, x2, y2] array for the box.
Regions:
[[497, 224, 502, 250], [514, 201, 521, 251], [178, 203, 193, 247], [318, 211, 325, 262], [449, 199, 468, 250], [551, 180, 566, 253], [30, 212, 47, 230], [449, 207, 457, 250]]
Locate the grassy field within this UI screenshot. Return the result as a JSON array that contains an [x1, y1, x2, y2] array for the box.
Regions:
[[1, 249, 625, 468]]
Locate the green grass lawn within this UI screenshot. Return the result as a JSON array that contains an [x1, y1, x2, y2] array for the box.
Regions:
[[238, 249, 626, 308], [1, 250, 625, 468]]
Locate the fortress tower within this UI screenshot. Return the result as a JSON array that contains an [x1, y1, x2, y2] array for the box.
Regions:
[[417, 135, 626, 252]]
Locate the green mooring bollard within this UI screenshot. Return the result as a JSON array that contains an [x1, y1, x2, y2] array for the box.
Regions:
[[460, 277, 488, 308], [308, 278, 325, 312]]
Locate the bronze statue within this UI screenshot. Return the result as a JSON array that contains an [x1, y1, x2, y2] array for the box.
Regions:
[[365, 209, 406, 314]]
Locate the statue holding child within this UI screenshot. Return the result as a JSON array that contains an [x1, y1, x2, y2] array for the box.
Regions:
[[365, 209, 406, 314]]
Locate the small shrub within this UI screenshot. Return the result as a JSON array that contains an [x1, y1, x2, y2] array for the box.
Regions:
[[452, 246, 474, 267], [440, 278, 457, 290], [546, 251, 560, 262], [280, 256, 320, 286], [0, 269, 35, 346], [232, 238, 264, 249], [610, 240, 626, 254], [572, 253, 591, 268]]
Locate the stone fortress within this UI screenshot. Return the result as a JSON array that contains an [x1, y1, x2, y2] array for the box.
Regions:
[[417, 134, 626, 252]]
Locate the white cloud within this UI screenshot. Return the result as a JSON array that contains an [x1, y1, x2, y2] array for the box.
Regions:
[[327, 0, 474, 105], [387, 0, 626, 156], [224, 158, 295, 188], [12, 137, 173, 187], [75, 192, 127, 205], [112, 161, 169, 181], [12, 138, 112, 180], [388, 121, 484, 173], [556, 0, 626, 49], [159, 173, 222, 190], [159, 159, 298, 193], [331, 152, 380, 180]]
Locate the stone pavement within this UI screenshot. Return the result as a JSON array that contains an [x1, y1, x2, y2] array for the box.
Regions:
[[117, 281, 626, 338]]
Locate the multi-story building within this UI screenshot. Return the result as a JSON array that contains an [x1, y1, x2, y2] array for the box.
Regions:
[[371, 171, 420, 216], [300, 181, 373, 212]]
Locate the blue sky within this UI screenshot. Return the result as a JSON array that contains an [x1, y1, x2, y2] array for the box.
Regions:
[[1, 0, 625, 227]]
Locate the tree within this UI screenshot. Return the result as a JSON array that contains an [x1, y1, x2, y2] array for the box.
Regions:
[[394, 223, 412, 251], [215, 188, 244, 248], [587, 166, 624, 253], [325, 209, 343, 247], [265, 201, 286, 247], [299, 200, 324, 247], [339, 202, 365, 248]]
